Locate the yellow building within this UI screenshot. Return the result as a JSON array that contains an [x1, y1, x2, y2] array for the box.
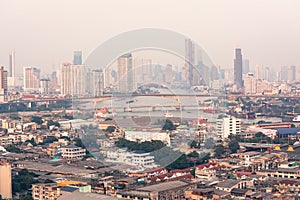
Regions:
[[0, 162, 12, 199]]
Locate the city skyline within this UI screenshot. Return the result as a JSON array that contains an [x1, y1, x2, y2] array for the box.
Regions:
[[1, 0, 300, 74]]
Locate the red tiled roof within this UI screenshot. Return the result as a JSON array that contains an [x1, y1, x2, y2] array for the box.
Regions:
[[146, 167, 166, 174]]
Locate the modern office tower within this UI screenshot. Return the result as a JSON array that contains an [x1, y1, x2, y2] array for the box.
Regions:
[[73, 51, 82, 65], [0, 162, 12, 199], [24, 66, 40, 91], [242, 59, 249, 74], [133, 57, 152, 85], [279, 66, 288, 81], [73, 64, 86, 96], [60, 62, 73, 96], [164, 64, 173, 83], [50, 71, 58, 89], [154, 64, 164, 82], [8, 50, 15, 77], [210, 65, 219, 81], [117, 53, 133, 93], [0, 66, 8, 102], [287, 66, 296, 82], [217, 115, 241, 140], [60, 62, 86, 96], [40, 79, 50, 96], [243, 72, 257, 94], [234, 48, 243, 89], [185, 38, 195, 86], [87, 69, 104, 97], [264, 67, 271, 82], [255, 65, 264, 80], [8, 51, 15, 87]]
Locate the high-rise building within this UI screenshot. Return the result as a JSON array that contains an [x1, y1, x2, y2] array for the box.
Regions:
[[217, 115, 241, 140], [287, 66, 296, 82], [210, 65, 219, 81], [133, 57, 152, 85], [234, 48, 243, 89], [24, 66, 40, 91], [255, 65, 264, 80], [87, 69, 104, 97], [60, 63, 73, 96], [243, 72, 257, 94], [164, 64, 173, 83], [73, 51, 82, 65], [60, 62, 86, 96], [185, 39, 195, 86], [242, 59, 249, 74], [40, 79, 50, 96], [8, 51, 15, 88], [0, 66, 8, 102], [8, 50, 15, 77], [264, 67, 271, 82], [117, 53, 133, 93], [0, 162, 12, 199]]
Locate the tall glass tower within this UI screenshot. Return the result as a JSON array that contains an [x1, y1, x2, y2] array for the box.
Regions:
[[73, 51, 82, 65], [234, 48, 243, 89]]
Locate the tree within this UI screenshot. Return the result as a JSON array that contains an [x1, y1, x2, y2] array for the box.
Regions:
[[204, 137, 215, 149], [162, 119, 176, 131], [255, 132, 265, 138], [187, 151, 199, 158], [5, 144, 22, 153], [31, 116, 43, 125], [228, 138, 240, 153], [74, 138, 85, 148], [43, 136, 58, 144], [20, 195, 34, 200], [214, 144, 226, 158], [106, 126, 116, 133]]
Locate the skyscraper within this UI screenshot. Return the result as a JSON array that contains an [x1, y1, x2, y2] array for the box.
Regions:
[[60, 62, 73, 96], [60, 62, 86, 96], [40, 79, 50, 96], [0, 66, 8, 102], [243, 72, 257, 94], [8, 50, 15, 77], [242, 59, 249, 74], [0, 162, 12, 199], [73, 51, 82, 65], [185, 39, 195, 86], [234, 48, 243, 89], [86, 69, 104, 97], [117, 53, 133, 93], [24, 66, 40, 91]]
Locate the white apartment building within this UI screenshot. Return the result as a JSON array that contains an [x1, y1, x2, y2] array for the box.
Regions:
[[106, 149, 157, 169], [217, 115, 241, 140], [125, 131, 170, 146], [61, 145, 86, 160]]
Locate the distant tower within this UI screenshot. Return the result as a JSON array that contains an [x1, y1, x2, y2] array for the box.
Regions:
[[185, 39, 195, 86], [117, 53, 133, 93], [40, 79, 50, 96], [9, 50, 15, 77], [73, 51, 82, 65], [242, 59, 249, 74], [24, 66, 40, 91], [234, 48, 243, 89], [0, 66, 8, 102]]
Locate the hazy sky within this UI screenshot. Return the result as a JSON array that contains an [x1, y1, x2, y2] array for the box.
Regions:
[[0, 0, 300, 75]]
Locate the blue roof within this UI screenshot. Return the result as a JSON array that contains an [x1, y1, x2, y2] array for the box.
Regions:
[[277, 128, 300, 135]]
